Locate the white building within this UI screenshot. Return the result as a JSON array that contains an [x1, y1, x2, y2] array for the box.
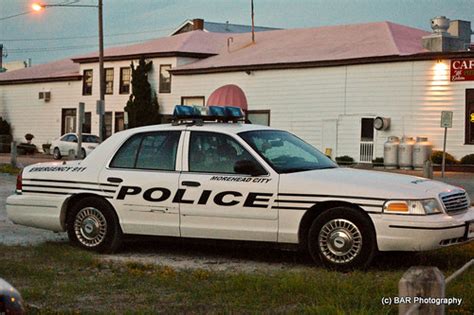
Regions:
[[0, 18, 473, 162]]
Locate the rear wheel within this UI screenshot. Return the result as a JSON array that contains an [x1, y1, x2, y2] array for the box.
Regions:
[[308, 207, 376, 270], [81, 148, 86, 159], [67, 197, 122, 253], [53, 147, 62, 160]]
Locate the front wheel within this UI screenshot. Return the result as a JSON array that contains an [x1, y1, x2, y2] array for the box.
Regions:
[[53, 147, 62, 160], [67, 197, 122, 253], [308, 207, 376, 270]]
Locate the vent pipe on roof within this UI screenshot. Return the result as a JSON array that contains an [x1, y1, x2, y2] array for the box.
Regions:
[[193, 18, 204, 31]]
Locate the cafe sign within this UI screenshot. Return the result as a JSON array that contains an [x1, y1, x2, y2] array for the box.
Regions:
[[450, 59, 474, 81]]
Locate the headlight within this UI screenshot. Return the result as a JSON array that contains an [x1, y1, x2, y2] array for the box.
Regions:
[[383, 199, 442, 215]]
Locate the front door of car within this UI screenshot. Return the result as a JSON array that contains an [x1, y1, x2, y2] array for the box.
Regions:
[[61, 134, 77, 156], [179, 130, 279, 242], [99, 130, 184, 236]]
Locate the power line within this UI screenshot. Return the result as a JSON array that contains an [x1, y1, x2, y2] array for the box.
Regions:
[[0, 27, 174, 42], [6, 37, 161, 54]]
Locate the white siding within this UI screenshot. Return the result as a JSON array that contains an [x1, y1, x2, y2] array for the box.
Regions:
[[171, 60, 474, 161]]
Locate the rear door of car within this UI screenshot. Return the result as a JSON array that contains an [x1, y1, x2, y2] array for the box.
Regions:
[[178, 130, 279, 242], [98, 130, 184, 236]]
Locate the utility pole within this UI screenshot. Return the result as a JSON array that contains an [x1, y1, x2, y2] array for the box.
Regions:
[[251, 0, 255, 43], [98, 0, 105, 142]]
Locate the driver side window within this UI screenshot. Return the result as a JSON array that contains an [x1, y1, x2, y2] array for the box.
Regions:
[[189, 131, 260, 174]]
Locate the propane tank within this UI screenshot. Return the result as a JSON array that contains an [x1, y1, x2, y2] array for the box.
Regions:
[[413, 137, 433, 170], [384, 136, 400, 169], [398, 136, 416, 170]]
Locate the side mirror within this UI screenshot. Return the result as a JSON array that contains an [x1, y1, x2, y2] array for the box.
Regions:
[[0, 278, 25, 314], [234, 160, 266, 176]]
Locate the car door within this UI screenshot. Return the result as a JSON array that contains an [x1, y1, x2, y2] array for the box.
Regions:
[[61, 134, 77, 155], [98, 130, 184, 236], [179, 130, 279, 242]]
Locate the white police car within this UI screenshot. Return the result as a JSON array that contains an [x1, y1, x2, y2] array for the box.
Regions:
[[6, 106, 474, 269]]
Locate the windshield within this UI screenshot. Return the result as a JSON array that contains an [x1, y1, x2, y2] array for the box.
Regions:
[[239, 130, 337, 173], [82, 135, 100, 143]]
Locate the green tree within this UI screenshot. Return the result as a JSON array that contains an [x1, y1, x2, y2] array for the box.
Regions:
[[124, 56, 160, 128]]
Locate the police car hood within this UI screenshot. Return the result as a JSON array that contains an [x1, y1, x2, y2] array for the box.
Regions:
[[279, 168, 460, 199]]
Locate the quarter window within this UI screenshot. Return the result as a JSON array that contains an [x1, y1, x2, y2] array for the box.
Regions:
[[119, 67, 131, 94], [105, 68, 114, 94], [110, 131, 181, 170], [189, 132, 262, 174], [159, 65, 171, 93], [82, 69, 93, 95]]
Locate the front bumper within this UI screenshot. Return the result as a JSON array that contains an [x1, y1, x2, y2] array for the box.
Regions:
[[371, 207, 474, 251], [6, 194, 67, 232]]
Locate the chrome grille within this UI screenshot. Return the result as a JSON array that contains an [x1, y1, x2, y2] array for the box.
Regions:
[[440, 190, 470, 213]]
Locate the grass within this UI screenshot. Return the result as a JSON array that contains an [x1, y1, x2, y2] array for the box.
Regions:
[[0, 241, 472, 314], [0, 163, 21, 175]]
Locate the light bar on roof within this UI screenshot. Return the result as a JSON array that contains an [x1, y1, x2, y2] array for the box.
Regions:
[[172, 105, 244, 121]]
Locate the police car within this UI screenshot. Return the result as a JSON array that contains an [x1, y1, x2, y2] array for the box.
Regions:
[[6, 105, 474, 269]]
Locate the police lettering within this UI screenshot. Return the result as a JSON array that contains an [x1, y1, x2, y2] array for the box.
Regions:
[[116, 185, 271, 208]]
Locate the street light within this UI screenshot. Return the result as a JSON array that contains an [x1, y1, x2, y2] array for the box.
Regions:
[[32, 1, 106, 142]]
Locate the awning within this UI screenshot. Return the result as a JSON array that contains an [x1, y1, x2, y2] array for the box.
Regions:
[[207, 84, 248, 111]]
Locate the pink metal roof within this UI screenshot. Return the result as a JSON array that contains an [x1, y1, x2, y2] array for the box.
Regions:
[[0, 58, 80, 83], [174, 22, 430, 72], [0, 22, 430, 83], [72, 30, 230, 62], [207, 84, 248, 111]]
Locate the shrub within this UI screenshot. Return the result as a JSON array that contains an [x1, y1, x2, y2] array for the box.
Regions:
[[17, 143, 37, 155], [372, 157, 384, 165], [25, 133, 34, 141], [460, 154, 474, 165], [335, 155, 354, 164], [430, 150, 458, 165], [0, 117, 11, 135]]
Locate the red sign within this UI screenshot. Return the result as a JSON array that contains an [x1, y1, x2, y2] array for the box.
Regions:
[[450, 59, 474, 81]]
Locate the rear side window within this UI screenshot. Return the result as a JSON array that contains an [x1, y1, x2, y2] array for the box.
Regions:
[[110, 131, 180, 170]]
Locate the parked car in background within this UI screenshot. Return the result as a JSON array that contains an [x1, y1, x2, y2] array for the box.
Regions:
[[51, 133, 100, 160]]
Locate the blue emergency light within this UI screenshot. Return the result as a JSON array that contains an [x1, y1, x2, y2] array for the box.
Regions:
[[173, 105, 201, 117]]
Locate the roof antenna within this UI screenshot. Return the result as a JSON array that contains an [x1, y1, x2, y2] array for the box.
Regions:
[[251, 0, 255, 43]]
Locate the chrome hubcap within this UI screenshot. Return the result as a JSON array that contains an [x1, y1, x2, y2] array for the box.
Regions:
[[319, 219, 362, 264], [74, 207, 107, 247]]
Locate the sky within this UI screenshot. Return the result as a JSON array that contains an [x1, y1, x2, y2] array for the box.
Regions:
[[1, 0, 474, 65]]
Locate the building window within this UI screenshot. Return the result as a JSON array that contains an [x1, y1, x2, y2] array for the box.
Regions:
[[181, 96, 205, 106], [466, 89, 474, 144], [83, 112, 91, 134], [105, 68, 114, 94], [115, 112, 125, 132], [82, 69, 93, 95], [119, 67, 131, 94], [61, 108, 77, 135], [247, 110, 270, 126], [105, 112, 113, 139], [159, 65, 171, 93]]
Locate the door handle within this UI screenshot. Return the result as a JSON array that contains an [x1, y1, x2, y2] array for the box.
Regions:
[[181, 181, 201, 187], [107, 177, 123, 183]]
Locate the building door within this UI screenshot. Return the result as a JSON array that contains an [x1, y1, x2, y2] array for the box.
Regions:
[[466, 89, 474, 144], [359, 118, 374, 163], [61, 108, 77, 135]]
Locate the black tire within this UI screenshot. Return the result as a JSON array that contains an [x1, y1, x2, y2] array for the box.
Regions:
[[67, 197, 122, 253], [81, 148, 86, 159], [308, 207, 376, 270], [53, 147, 62, 160]]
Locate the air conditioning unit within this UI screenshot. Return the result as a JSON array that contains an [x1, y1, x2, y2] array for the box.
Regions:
[[38, 91, 51, 102]]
